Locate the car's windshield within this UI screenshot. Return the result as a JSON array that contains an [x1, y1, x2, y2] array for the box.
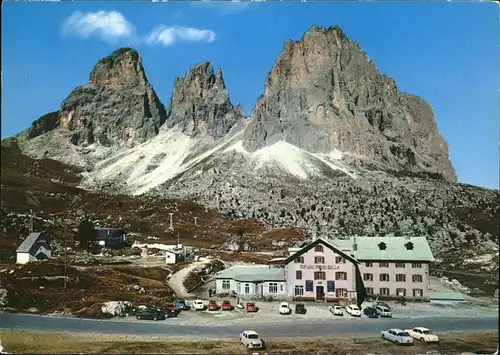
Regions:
[[422, 330, 431, 334], [383, 308, 390, 312], [398, 332, 409, 337], [248, 334, 259, 339], [351, 306, 359, 310]]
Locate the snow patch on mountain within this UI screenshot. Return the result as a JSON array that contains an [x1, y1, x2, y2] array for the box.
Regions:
[[81, 128, 356, 196]]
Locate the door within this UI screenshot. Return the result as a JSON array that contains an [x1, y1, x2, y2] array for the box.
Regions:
[[316, 285, 324, 301]]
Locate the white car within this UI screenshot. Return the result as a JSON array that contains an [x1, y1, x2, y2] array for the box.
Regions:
[[381, 328, 414, 345], [345, 304, 361, 317], [328, 305, 344, 316], [240, 330, 265, 349], [375, 305, 392, 318], [192, 299, 206, 311], [405, 327, 439, 343], [278, 302, 292, 315]]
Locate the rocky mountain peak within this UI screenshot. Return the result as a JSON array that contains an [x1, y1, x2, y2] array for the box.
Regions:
[[165, 62, 244, 139], [18, 47, 167, 151], [89, 48, 147, 89], [243, 25, 457, 181]]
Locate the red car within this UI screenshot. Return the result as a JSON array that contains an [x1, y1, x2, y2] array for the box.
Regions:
[[246, 302, 259, 313], [208, 300, 220, 311], [165, 302, 180, 315], [221, 300, 234, 311]]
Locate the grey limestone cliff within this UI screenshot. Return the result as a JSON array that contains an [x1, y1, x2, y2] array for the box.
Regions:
[[20, 48, 167, 148], [165, 62, 245, 139], [242, 25, 457, 181]]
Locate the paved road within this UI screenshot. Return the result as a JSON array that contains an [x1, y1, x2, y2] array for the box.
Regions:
[[1, 312, 498, 338]]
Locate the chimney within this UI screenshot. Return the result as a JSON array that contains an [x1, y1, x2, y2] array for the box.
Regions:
[[353, 237, 358, 251]]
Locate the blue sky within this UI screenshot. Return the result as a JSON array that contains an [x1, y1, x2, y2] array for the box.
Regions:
[[2, 2, 499, 189]]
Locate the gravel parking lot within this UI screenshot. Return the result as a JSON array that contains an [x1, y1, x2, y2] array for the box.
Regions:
[[110, 298, 499, 326]]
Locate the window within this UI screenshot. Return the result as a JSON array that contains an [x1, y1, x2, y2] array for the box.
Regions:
[[379, 287, 390, 296], [365, 287, 374, 295], [280, 283, 283, 292], [378, 242, 387, 250], [305, 280, 313, 292], [412, 274, 423, 283], [412, 262, 422, 268], [327, 281, 335, 292], [268, 283, 278, 294], [405, 242, 414, 250], [296, 270, 302, 280], [294, 285, 304, 296], [413, 289, 423, 297], [314, 271, 326, 280], [222, 280, 231, 290], [335, 272, 347, 280], [335, 256, 346, 263], [365, 262, 373, 267], [396, 274, 406, 282], [244, 283, 250, 294], [294, 256, 304, 263], [315, 245, 324, 252], [363, 273, 373, 281], [396, 288, 406, 296], [236, 282, 241, 293], [380, 273, 390, 282], [395, 262, 405, 268], [336, 288, 347, 297], [379, 262, 389, 267], [314, 256, 325, 264]]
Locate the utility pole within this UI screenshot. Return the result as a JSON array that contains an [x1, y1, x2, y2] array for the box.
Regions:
[[64, 221, 68, 290], [177, 232, 180, 249], [29, 209, 33, 234], [194, 217, 198, 226], [168, 213, 174, 231]]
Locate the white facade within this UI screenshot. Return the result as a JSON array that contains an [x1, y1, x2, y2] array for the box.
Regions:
[[165, 250, 183, 264], [16, 245, 52, 265]]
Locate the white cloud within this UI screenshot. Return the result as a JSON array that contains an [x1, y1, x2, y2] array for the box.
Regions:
[[146, 26, 216, 47], [61, 11, 136, 43]]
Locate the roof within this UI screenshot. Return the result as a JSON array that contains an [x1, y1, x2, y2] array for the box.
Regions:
[[244, 330, 258, 335], [215, 265, 285, 282], [16, 232, 47, 253], [389, 328, 405, 332], [96, 228, 124, 240], [413, 327, 430, 331], [290, 236, 434, 262], [272, 238, 359, 265]]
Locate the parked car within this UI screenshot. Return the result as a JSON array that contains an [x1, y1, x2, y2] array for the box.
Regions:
[[192, 299, 207, 311], [328, 305, 344, 316], [278, 302, 292, 315], [295, 303, 307, 314], [165, 302, 181, 315], [375, 305, 392, 318], [208, 300, 220, 311], [345, 304, 361, 317], [221, 300, 234, 311], [376, 301, 391, 310], [405, 327, 439, 343], [246, 302, 259, 312], [173, 299, 191, 311], [240, 330, 265, 349], [381, 328, 414, 345], [136, 308, 166, 321], [153, 306, 178, 318], [363, 306, 380, 318]]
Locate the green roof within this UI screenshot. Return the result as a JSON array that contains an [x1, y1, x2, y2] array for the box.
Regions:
[[302, 236, 434, 262], [215, 265, 285, 282]]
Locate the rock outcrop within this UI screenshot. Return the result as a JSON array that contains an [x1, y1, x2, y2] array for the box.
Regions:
[[242, 25, 456, 181], [165, 62, 245, 139], [20, 48, 167, 147]]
